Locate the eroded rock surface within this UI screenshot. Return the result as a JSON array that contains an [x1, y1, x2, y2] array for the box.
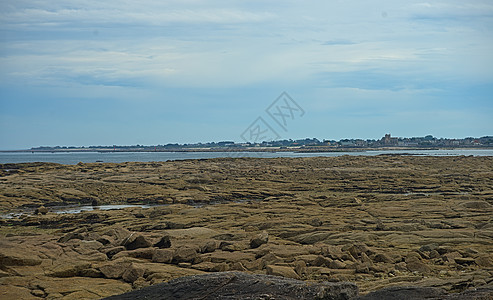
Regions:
[[103, 271, 359, 300], [0, 156, 492, 299]]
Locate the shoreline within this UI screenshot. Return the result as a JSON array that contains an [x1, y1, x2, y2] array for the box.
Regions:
[[2, 146, 493, 153]]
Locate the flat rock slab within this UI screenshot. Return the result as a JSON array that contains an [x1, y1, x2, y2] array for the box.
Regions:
[[103, 271, 358, 300], [357, 285, 493, 300]]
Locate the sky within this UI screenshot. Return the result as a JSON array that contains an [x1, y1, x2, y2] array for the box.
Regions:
[[1, 0, 492, 149]]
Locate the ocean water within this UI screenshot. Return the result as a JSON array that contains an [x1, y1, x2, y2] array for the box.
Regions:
[[0, 149, 492, 165]]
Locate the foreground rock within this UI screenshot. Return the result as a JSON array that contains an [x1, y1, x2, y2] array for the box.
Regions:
[[357, 285, 493, 300], [104, 271, 358, 300]]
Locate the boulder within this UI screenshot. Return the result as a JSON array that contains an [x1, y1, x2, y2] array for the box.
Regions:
[[105, 246, 126, 259], [112, 248, 156, 260], [442, 251, 462, 264], [121, 234, 152, 250], [419, 243, 439, 252], [173, 247, 197, 263], [329, 260, 347, 269], [102, 271, 358, 300], [250, 231, 268, 249], [475, 255, 493, 267], [153, 235, 171, 249], [0, 244, 42, 266], [347, 243, 372, 258], [100, 261, 132, 279], [294, 260, 307, 276], [373, 253, 392, 263], [152, 249, 174, 263], [200, 241, 217, 253], [79, 268, 103, 278], [103, 227, 132, 244], [48, 262, 91, 278], [406, 260, 431, 273], [122, 265, 145, 283], [313, 255, 331, 267], [34, 206, 48, 215], [266, 265, 300, 280]]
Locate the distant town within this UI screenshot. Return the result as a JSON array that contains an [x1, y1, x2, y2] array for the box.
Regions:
[[22, 134, 493, 153]]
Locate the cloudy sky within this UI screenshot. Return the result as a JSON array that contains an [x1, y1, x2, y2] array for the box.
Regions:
[[1, 0, 492, 149]]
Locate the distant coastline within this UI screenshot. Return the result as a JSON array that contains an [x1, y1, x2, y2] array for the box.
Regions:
[[2, 134, 492, 153], [2, 146, 493, 154]]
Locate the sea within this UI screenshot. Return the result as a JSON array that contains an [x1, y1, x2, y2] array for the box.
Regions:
[[0, 149, 492, 165]]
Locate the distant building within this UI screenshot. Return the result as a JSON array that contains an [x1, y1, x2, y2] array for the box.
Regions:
[[381, 134, 398, 146]]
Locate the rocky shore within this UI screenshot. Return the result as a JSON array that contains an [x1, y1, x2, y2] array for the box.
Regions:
[[1, 156, 492, 299]]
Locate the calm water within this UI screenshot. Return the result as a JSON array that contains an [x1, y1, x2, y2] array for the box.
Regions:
[[0, 149, 492, 164], [1, 204, 156, 219]]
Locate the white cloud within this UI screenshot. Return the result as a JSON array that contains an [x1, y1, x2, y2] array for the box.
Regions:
[[1, 0, 492, 90]]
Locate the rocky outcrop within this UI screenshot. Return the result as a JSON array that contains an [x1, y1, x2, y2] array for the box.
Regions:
[[103, 271, 359, 300], [357, 285, 493, 300], [249, 231, 268, 249], [1, 156, 493, 299]]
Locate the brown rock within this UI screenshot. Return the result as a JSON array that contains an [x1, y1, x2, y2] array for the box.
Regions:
[[313, 255, 331, 267], [266, 265, 300, 279], [419, 243, 439, 252], [200, 241, 217, 253], [442, 251, 462, 264], [347, 243, 371, 258], [294, 260, 307, 276], [475, 255, 493, 267], [329, 260, 347, 269], [0, 286, 38, 300], [455, 257, 475, 265], [373, 253, 392, 263], [113, 248, 156, 260], [104, 226, 132, 244], [406, 260, 431, 273], [122, 265, 145, 283], [154, 235, 171, 249], [250, 231, 268, 249], [79, 268, 103, 278], [461, 201, 491, 209], [429, 250, 440, 259], [75, 240, 104, 255], [360, 252, 373, 265], [100, 261, 132, 279], [152, 249, 174, 263], [405, 252, 422, 263], [354, 263, 371, 274], [0, 245, 42, 266], [173, 247, 197, 263], [230, 262, 247, 271], [259, 253, 281, 268], [321, 245, 344, 260], [57, 231, 84, 243], [34, 206, 48, 215], [105, 246, 126, 259], [122, 234, 152, 250], [48, 262, 91, 277], [31, 289, 45, 297], [222, 242, 248, 252]]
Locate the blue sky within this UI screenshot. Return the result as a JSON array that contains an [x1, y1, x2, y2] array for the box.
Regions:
[[1, 0, 492, 149]]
